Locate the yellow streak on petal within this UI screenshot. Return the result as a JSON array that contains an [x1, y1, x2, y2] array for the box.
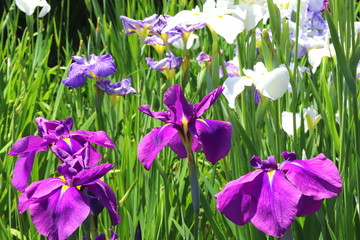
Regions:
[[267, 170, 275, 186]]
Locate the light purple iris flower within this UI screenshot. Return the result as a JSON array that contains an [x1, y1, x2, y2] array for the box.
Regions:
[[96, 78, 136, 96], [84, 229, 118, 240], [145, 51, 182, 80], [196, 52, 212, 63], [215, 152, 342, 238], [137, 84, 232, 170], [18, 163, 120, 240], [120, 14, 158, 41], [62, 54, 116, 88], [8, 117, 115, 192]]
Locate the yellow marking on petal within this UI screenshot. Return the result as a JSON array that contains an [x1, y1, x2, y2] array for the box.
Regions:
[[196, 119, 210, 128], [61, 185, 69, 196], [217, 15, 224, 19], [267, 170, 275, 185], [59, 176, 66, 182], [63, 138, 71, 146]]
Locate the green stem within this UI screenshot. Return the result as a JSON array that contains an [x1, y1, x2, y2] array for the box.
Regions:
[[187, 150, 199, 240]]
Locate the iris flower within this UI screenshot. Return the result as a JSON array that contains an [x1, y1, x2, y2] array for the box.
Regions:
[[137, 84, 232, 170], [120, 14, 158, 41], [96, 78, 136, 96], [8, 117, 115, 192], [145, 51, 182, 80], [215, 152, 342, 237], [15, 0, 51, 18], [62, 54, 116, 88], [19, 163, 120, 240], [83, 229, 118, 240]]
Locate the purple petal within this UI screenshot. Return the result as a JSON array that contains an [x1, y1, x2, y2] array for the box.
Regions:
[[84, 180, 121, 226], [296, 195, 323, 216], [250, 170, 302, 238], [215, 170, 263, 225], [194, 86, 224, 117], [62, 62, 87, 88], [12, 151, 40, 192], [73, 163, 114, 186], [163, 84, 194, 125], [53, 137, 83, 155], [281, 153, 342, 200], [29, 187, 90, 240], [9, 136, 48, 155], [167, 133, 187, 158], [87, 54, 116, 78], [138, 105, 170, 123], [137, 124, 178, 170], [194, 119, 232, 164], [70, 130, 116, 148]]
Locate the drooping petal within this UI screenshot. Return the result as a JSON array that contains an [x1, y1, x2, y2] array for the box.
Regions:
[[215, 170, 263, 225], [281, 111, 302, 136], [222, 76, 253, 109], [194, 86, 224, 117], [206, 14, 244, 44], [73, 163, 114, 186], [70, 130, 116, 148], [62, 63, 87, 88], [12, 151, 41, 192], [87, 54, 116, 78], [296, 195, 323, 216], [280, 153, 342, 200], [163, 84, 194, 125], [250, 170, 302, 238], [195, 119, 232, 164], [308, 47, 332, 73], [166, 133, 187, 158], [254, 66, 290, 100], [138, 105, 170, 123], [29, 187, 90, 240], [8, 136, 48, 155], [37, 0, 51, 18], [137, 124, 178, 170], [84, 180, 121, 226]]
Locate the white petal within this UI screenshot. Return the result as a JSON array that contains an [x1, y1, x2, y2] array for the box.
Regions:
[[38, 1, 51, 18], [16, 0, 36, 15], [254, 66, 290, 100], [282, 112, 301, 136], [223, 76, 253, 108], [308, 48, 332, 73], [206, 15, 244, 43]]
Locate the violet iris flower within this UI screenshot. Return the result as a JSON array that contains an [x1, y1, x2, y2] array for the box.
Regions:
[[196, 52, 212, 63], [18, 163, 120, 240], [96, 78, 136, 96], [145, 51, 182, 80], [62, 54, 116, 88], [8, 117, 115, 192], [138, 84, 232, 170], [215, 152, 342, 238]]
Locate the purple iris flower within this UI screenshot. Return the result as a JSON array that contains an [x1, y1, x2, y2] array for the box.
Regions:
[[62, 54, 116, 88], [196, 52, 212, 63], [18, 163, 120, 240], [137, 84, 232, 170], [145, 51, 182, 80], [120, 14, 158, 41], [215, 152, 342, 238], [219, 61, 240, 78], [8, 117, 115, 192], [83, 229, 118, 240], [96, 78, 136, 96]]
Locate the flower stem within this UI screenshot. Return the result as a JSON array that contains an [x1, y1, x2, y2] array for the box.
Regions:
[[187, 150, 200, 240]]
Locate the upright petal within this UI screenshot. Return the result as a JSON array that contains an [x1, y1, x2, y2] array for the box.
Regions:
[[215, 170, 263, 225], [137, 124, 178, 170], [163, 84, 194, 125], [70, 130, 116, 148], [194, 86, 224, 117], [281, 154, 342, 200], [84, 180, 121, 226], [195, 119, 232, 164], [250, 170, 302, 238], [29, 187, 90, 240]]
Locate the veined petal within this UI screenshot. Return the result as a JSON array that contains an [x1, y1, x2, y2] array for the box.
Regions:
[[281, 154, 342, 200], [215, 170, 263, 225], [251, 170, 302, 238], [70, 130, 116, 148], [167, 133, 187, 158], [73, 163, 114, 186], [296, 195, 323, 217], [195, 119, 232, 164], [29, 187, 90, 240], [254, 66, 290, 100], [223, 76, 253, 109], [84, 180, 121, 226], [194, 86, 224, 117], [137, 124, 178, 170], [162, 10, 204, 33], [9, 136, 48, 155]]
